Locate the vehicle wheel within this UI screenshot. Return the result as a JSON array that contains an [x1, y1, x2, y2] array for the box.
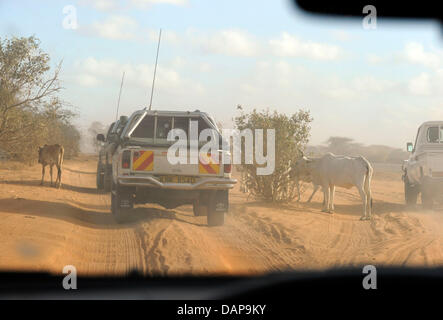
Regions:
[[193, 200, 208, 216], [103, 164, 112, 192], [111, 182, 133, 224], [207, 208, 224, 226], [404, 177, 418, 206], [206, 193, 224, 226], [96, 163, 104, 190], [206, 190, 228, 226]]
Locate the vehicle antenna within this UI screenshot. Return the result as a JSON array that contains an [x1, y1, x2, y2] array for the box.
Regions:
[[148, 28, 162, 111], [115, 71, 125, 121]]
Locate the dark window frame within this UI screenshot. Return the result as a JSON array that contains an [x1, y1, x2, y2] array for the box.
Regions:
[[426, 126, 440, 143]]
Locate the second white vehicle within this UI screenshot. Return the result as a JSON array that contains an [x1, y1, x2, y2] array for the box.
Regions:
[[403, 121, 443, 208]]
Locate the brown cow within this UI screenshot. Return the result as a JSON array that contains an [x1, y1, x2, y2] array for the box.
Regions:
[[38, 144, 64, 188]]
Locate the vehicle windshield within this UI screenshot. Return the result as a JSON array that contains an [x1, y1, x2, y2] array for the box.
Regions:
[[0, 1, 442, 281]]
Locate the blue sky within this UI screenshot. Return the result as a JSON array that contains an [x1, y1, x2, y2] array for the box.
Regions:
[[1, 0, 442, 149]]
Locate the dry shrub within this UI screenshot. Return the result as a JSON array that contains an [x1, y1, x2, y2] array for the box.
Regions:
[[235, 107, 312, 202]]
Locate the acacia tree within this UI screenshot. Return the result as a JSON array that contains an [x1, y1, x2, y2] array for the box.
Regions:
[[235, 107, 312, 202], [0, 36, 78, 160]]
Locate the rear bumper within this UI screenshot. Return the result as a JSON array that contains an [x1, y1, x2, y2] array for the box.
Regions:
[[117, 175, 237, 190]]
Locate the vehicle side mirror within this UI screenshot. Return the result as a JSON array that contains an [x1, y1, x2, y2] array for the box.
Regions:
[[96, 134, 105, 142], [119, 115, 128, 125], [407, 142, 413, 152]]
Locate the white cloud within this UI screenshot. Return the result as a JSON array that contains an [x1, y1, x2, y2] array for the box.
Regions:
[[147, 29, 348, 60], [75, 74, 101, 87], [323, 86, 356, 100], [367, 42, 442, 68], [353, 76, 395, 93], [245, 60, 309, 90], [84, 15, 138, 40], [403, 42, 442, 68], [234, 60, 397, 104], [408, 69, 443, 96], [269, 32, 342, 60], [75, 57, 120, 77], [190, 29, 258, 57], [79, 0, 187, 11], [367, 53, 384, 64], [330, 30, 356, 42], [150, 28, 259, 57], [170, 56, 187, 68], [408, 72, 431, 95], [78, 0, 120, 11], [198, 62, 212, 72], [169, 57, 212, 73], [74, 57, 205, 95], [130, 0, 188, 8], [323, 75, 398, 100], [147, 29, 180, 44]]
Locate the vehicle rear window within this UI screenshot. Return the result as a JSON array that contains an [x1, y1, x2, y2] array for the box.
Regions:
[[173, 117, 189, 135], [189, 117, 212, 138], [427, 126, 440, 143], [130, 114, 216, 144], [132, 115, 155, 138], [156, 116, 172, 139], [197, 117, 211, 135]]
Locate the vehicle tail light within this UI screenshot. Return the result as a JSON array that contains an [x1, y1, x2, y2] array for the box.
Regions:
[[219, 152, 231, 173], [122, 150, 131, 169]]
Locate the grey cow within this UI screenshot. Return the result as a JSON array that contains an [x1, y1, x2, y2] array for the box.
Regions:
[[291, 153, 373, 220]]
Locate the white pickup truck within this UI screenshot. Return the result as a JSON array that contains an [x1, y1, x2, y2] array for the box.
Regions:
[[403, 121, 443, 208], [107, 109, 236, 226]]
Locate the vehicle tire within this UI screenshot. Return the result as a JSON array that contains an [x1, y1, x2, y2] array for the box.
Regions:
[[207, 208, 224, 226], [421, 190, 433, 209], [206, 192, 225, 226], [111, 182, 133, 224], [206, 190, 228, 226], [404, 177, 418, 206], [103, 164, 112, 192], [96, 163, 104, 190], [193, 200, 208, 216]]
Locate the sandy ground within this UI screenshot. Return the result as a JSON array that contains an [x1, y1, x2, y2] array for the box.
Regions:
[[0, 155, 442, 276]]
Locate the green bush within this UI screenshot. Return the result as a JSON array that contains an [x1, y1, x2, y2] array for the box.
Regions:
[[235, 107, 312, 202]]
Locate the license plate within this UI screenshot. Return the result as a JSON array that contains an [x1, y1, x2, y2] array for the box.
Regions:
[[158, 175, 196, 184]]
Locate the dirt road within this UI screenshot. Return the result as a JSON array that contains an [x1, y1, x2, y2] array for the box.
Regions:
[[0, 156, 442, 275]]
